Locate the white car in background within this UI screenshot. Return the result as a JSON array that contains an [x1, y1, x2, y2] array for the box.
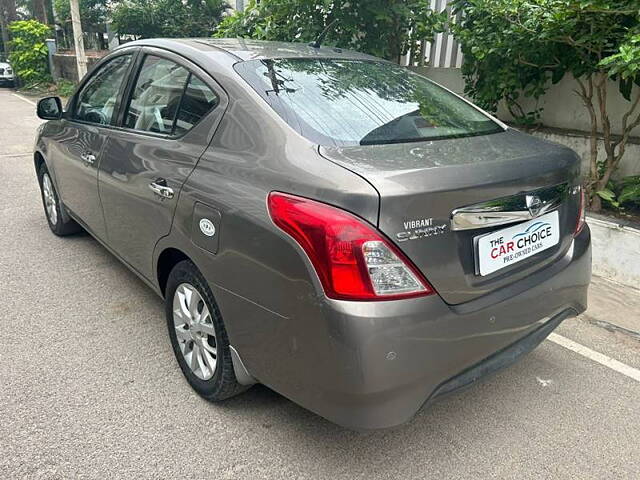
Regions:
[[0, 60, 15, 87]]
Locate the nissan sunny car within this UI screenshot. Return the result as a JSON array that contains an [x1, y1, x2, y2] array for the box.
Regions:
[[34, 39, 591, 429]]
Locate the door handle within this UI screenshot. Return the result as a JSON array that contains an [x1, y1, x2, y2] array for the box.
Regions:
[[81, 152, 96, 165], [149, 180, 174, 199]]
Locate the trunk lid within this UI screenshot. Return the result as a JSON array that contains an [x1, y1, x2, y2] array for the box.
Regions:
[[319, 129, 582, 304]]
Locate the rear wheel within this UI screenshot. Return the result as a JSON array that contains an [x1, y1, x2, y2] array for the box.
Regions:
[[37, 163, 82, 236], [165, 260, 248, 401]]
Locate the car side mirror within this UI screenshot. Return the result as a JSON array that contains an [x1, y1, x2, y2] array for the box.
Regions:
[[37, 96, 63, 120]]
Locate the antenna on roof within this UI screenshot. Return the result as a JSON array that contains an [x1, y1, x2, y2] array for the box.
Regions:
[[308, 19, 338, 49]]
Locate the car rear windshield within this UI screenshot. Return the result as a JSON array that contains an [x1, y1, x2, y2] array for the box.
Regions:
[[234, 58, 502, 147]]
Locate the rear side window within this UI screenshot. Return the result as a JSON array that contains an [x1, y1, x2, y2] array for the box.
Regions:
[[124, 55, 219, 136], [124, 55, 190, 134], [74, 54, 132, 125], [174, 75, 219, 136], [235, 58, 502, 147]]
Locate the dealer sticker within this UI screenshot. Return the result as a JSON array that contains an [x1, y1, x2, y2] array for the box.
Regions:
[[476, 211, 560, 276]]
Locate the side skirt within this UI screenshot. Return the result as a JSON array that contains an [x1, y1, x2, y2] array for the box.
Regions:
[[66, 207, 164, 298]]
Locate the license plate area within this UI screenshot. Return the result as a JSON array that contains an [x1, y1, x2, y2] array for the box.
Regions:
[[475, 211, 560, 276]]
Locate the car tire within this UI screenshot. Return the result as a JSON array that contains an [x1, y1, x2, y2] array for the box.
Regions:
[[165, 259, 249, 401], [37, 163, 82, 236]]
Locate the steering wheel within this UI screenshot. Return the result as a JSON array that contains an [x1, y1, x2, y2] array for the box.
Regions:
[[152, 107, 166, 133], [85, 109, 108, 125]]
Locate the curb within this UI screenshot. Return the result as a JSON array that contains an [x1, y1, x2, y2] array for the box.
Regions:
[[587, 214, 640, 290]]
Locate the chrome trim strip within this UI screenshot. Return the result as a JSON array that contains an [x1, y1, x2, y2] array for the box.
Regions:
[[452, 210, 533, 231], [450, 184, 568, 231]]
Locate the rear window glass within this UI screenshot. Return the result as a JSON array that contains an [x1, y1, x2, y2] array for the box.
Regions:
[[235, 58, 502, 147]]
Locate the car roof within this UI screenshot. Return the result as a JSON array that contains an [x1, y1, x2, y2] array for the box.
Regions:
[[119, 38, 382, 63]]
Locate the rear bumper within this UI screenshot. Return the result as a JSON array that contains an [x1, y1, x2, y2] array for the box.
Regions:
[[428, 308, 570, 401], [281, 226, 591, 429]]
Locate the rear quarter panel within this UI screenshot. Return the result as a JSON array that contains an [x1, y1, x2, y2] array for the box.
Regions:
[[153, 74, 380, 392]]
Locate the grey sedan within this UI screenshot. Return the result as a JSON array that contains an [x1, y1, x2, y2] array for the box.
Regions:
[[34, 39, 591, 429]]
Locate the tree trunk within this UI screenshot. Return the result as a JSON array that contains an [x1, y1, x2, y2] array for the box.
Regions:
[[388, 0, 403, 63], [2, 0, 17, 21], [591, 73, 617, 213], [33, 0, 49, 24], [574, 75, 600, 210], [0, 0, 17, 54], [0, 11, 9, 54], [98, 28, 107, 50]]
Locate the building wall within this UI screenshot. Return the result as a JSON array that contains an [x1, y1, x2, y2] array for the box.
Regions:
[[497, 74, 640, 138], [414, 66, 640, 178], [51, 52, 108, 83], [228, 0, 246, 11], [415, 67, 640, 137], [525, 128, 640, 180]]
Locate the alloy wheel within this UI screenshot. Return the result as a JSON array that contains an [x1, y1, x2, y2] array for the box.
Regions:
[[172, 283, 217, 380], [42, 173, 58, 225]]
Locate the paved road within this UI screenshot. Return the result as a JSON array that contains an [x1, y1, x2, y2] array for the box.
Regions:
[[1, 89, 639, 479]]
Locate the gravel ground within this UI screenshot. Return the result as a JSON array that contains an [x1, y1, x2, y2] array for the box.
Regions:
[[1, 89, 639, 479]]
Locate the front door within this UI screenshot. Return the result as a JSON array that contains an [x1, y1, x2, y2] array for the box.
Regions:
[[98, 50, 225, 280], [52, 52, 135, 239]]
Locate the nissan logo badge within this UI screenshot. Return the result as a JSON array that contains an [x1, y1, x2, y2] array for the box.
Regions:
[[199, 218, 216, 237]]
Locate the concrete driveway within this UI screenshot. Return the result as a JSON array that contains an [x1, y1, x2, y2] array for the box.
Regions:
[[1, 88, 639, 479]]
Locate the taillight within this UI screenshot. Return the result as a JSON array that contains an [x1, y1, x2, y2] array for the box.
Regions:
[[574, 185, 586, 236], [267, 192, 434, 301]]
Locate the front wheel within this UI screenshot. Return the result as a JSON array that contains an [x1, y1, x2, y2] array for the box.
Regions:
[[165, 260, 249, 401], [37, 163, 82, 236]]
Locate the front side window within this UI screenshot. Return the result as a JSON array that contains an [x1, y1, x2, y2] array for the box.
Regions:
[[124, 55, 190, 134], [123, 56, 218, 136], [235, 58, 503, 147], [74, 54, 132, 125]]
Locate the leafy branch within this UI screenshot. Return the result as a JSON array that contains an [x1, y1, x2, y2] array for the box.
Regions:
[[453, 0, 640, 212]]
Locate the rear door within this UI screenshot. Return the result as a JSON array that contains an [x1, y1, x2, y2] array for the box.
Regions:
[[51, 52, 135, 239], [98, 48, 227, 280]]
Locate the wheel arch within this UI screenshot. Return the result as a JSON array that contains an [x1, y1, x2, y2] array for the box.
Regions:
[[34, 151, 46, 174], [34, 150, 59, 191], [156, 245, 258, 386], [156, 247, 192, 297]]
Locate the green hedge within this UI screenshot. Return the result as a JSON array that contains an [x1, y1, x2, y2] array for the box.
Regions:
[[9, 20, 51, 87]]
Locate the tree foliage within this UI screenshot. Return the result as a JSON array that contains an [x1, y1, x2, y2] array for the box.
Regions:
[[214, 0, 446, 62], [8, 19, 49, 85], [53, 0, 109, 33], [112, 0, 227, 38], [596, 175, 640, 212], [452, 0, 640, 211]]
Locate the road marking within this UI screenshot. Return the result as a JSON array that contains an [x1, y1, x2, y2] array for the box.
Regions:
[[548, 333, 640, 383], [0, 152, 31, 158], [12, 93, 37, 106]]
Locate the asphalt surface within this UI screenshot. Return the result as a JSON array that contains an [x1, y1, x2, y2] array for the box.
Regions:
[[1, 89, 640, 479]]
